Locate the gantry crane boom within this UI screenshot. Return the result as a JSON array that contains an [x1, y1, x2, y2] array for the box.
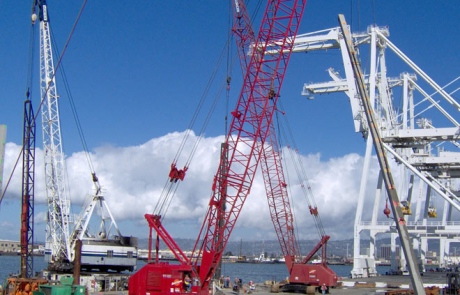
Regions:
[[129, 1, 306, 294], [38, 0, 72, 268], [338, 14, 425, 295]]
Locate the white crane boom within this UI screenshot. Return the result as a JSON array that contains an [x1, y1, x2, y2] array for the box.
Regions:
[[38, 0, 72, 266]]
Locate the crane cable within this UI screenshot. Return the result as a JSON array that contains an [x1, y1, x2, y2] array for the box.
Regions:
[[1, 0, 88, 205], [0, 0, 38, 210], [273, 113, 303, 258], [48, 25, 102, 198], [276, 100, 326, 238], [166, 0, 262, 174], [154, 0, 264, 218], [153, 40, 232, 218]]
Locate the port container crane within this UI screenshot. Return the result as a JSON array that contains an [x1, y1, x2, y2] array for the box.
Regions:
[[230, 0, 337, 292], [128, 1, 306, 294], [338, 14, 425, 295]]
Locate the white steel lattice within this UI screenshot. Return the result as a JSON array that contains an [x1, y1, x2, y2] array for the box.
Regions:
[[40, 19, 71, 263]]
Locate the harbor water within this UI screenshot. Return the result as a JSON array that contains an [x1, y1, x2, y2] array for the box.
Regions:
[[0, 256, 390, 287]]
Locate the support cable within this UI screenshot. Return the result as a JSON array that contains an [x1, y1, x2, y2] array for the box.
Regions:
[[1, 0, 88, 204], [49, 27, 96, 176], [277, 100, 326, 238], [153, 0, 265, 218]]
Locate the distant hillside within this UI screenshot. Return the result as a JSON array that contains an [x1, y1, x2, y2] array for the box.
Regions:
[[136, 238, 357, 257], [136, 237, 444, 258]]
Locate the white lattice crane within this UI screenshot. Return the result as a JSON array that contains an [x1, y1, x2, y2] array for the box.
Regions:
[[36, 0, 137, 272], [37, 0, 72, 269]]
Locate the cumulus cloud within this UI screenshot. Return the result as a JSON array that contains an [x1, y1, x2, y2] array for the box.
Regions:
[[1, 131, 380, 242]]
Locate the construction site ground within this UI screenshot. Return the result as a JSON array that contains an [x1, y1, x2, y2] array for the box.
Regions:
[[89, 272, 451, 295], [214, 271, 449, 295]]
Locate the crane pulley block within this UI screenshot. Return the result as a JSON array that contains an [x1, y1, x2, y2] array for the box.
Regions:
[[169, 164, 187, 183], [309, 205, 318, 216]]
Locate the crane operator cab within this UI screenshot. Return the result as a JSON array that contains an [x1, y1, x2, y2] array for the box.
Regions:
[[400, 201, 412, 215]]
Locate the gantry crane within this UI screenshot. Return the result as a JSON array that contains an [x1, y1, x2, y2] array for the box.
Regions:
[[338, 14, 425, 295], [128, 1, 306, 294], [230, 0, 337, 292]]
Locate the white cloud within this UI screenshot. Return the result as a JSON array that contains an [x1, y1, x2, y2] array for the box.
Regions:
[[1, 131, 377, 242]]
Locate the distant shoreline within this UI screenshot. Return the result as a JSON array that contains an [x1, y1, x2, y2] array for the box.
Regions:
[[0, 252, 44, 257]]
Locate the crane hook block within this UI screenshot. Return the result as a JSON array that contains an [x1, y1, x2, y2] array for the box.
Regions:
[[169, 164, 187, 183], [309, 206, 318, 216]]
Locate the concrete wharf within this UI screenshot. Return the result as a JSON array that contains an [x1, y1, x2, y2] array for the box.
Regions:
[[215, 271, 450, 295]]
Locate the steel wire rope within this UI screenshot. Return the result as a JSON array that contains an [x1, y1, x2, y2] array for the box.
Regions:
[[171, 0, 262, 168], [0, 1, 38, 208], [1, 9, 37, 208], [277, 122, 324, 239], [412, 76, 460, 117], [155, 76, 228, 218], [161, 76, 229, 221], [170, 38, 230, 166], [157, 180, 182, 222], [155, 0, 265, 223], [47, 26, 105, 227], [224, 0, 234, 138], [154, 33, 236, 218], [49, 28, 97, 177], [1, 0, 88, 205], [277, 100, 326, 237], [272, 106, 320, 252], [273, 110, 303, 259]]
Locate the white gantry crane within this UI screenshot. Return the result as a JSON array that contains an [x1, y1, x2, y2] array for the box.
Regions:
[[36, 0, 137, 272], [292, 24, 460, 277]]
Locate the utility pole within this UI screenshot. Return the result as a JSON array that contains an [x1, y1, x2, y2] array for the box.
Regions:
[[338, 14, 425, 295]]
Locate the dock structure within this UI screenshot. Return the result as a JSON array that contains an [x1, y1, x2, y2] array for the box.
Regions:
[[214, 271, 449, 295], [292, 23, 460, 277], [0, 125, 6, 198]]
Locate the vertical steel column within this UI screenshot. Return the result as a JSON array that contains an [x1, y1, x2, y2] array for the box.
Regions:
[[21, 99, 35, 278]]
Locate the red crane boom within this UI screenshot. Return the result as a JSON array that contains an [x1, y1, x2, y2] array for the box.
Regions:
[[230, 0, 337, 292], [129, 1, 306, 294]]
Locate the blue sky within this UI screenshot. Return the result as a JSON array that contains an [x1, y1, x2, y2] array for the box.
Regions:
[[1, 1, 460, 246]]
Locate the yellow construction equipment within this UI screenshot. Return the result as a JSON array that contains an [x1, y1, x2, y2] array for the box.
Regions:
[[401, 201, 412, 215], [428, 206, 437, 218]]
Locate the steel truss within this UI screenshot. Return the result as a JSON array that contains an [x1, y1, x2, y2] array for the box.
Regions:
[[293, 25, 460, 277], [39, 10, 72, 266]]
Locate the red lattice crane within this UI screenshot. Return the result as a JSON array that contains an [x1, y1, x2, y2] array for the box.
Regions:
[[231, 0, 337, 292], [128, 1, 306, 295]]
